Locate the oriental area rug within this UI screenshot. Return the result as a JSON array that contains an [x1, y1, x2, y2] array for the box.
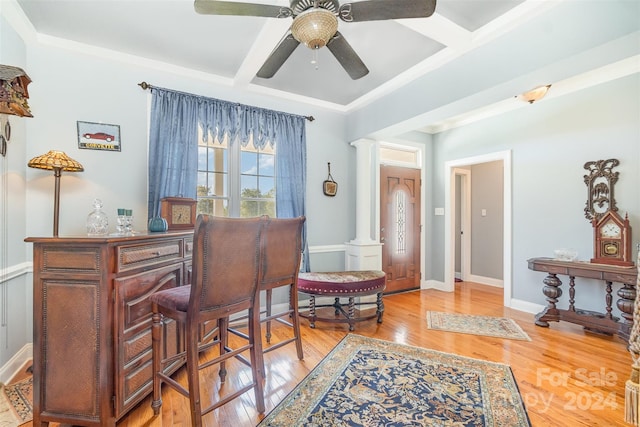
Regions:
[[427, 311, 532, 341], [0, 376, 32, 426], [258, 334, 530, 426]]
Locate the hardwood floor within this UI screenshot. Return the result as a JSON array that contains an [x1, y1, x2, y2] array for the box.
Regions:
[[19, 282, 630, 426]]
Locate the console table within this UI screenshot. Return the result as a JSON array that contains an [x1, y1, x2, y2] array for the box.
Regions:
[[527, 257, 637, 341], [25, 232, 194, 426]]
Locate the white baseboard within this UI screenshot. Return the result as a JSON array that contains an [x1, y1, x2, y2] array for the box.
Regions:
[[467, 274, 503, 288], [422, 279, 451, 291], [509, 298, 545, 315], [0, 343, 32, 384]]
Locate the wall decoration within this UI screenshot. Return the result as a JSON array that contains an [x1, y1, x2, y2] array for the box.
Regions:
[[323, 162, 337, 196], [583, 158, 619, 222], [0, 115, 8, 157], [0, 64, 33, 117], [77, 121, 121, 152]]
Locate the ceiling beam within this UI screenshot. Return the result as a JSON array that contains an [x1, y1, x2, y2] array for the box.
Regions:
[[398, 13, 471, 51]]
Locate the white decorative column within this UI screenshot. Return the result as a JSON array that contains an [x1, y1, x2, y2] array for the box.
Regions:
[[345, 138, 382, 271]]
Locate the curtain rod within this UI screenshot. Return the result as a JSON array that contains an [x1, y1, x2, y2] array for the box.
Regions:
[[138, 81, 314, 122]]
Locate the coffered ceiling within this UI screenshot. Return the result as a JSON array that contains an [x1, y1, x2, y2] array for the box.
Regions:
[[14, 0, 532, 107], [10, 0, 640, 129]]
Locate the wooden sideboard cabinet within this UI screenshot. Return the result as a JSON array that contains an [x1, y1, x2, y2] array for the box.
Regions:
[[25, 232, 193, 427]]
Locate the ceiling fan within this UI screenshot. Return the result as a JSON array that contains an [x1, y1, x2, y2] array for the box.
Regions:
[[194, 0, 437, 80]]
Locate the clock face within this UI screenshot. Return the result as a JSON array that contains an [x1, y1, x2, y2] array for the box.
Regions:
[[171, 205, 192, 224], [600, 221, 621, 238]]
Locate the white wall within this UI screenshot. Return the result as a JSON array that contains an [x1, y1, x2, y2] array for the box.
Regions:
[[22, 43, 354, 247], [0, 10, 33, 380], [432, 74, 640, 314]]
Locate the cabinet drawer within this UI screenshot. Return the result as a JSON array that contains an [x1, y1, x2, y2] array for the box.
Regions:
[[115, 263, 183, 334], [115, 262, 185, 418], [184, 237, 194, 258], [41, 246, 101, 273], [116, 239, 183, 272], [121, 315, 179, 366], [533, 264, 567, 275], [119, 339, 183, 417], [122, 357, 153, 411], [603, 272, 636, 284]]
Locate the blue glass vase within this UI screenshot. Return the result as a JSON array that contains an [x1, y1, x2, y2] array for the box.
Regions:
[[148, 217, 168, 232]]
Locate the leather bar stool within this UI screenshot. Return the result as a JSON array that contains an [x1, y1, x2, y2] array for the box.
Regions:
[[149, 215, 267, 426], [226, 216, 306, 371], [260, 216, 306, 360]]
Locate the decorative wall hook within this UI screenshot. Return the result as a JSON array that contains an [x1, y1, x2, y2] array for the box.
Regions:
[[323, 162, 337, 196]]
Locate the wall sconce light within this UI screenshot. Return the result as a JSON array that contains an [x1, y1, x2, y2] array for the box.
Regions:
[[519, 84, 552, 104], [28, 150, 84, 237]]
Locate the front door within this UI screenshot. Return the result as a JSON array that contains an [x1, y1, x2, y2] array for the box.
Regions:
[[380, 165, 421, 293]]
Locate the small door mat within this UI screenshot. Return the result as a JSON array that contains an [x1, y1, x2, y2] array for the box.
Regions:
[[427, 311, 531, 341]]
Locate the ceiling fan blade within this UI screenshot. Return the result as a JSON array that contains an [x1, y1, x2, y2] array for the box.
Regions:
[[326, 32, 369, 80], [194, 0, 293, 18], [338, 0, 436, 22], [257, 33, 300, 78]]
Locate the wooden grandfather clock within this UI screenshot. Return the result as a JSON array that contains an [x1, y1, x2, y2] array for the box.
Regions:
[[591, 210, 633, 267]]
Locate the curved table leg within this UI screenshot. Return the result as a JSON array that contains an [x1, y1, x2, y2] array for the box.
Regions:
[[535, 273, 563, 327]]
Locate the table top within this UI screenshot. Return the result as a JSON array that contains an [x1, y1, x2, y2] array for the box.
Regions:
[[527, 257, 637, 282]]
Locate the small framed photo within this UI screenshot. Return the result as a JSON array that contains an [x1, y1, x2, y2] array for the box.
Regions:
[[77, 121, 121, 151]]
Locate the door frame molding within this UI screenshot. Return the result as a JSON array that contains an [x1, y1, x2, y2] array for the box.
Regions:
[[453, 168, 471, 281], [444, 150, 512, 307], [376, 141, 425, 288]]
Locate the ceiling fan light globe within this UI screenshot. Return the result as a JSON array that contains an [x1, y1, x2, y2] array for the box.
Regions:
[[291, 8, 338, 49]]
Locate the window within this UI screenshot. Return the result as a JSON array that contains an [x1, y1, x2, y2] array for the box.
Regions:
[[196, 129, 276, 218]]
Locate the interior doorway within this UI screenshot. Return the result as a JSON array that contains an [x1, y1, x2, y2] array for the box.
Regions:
[[454, 169, 471, 282], [444, 150, 512, 307]]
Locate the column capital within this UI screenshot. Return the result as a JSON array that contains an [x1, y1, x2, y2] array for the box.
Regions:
[[350, 138, 376, 149]]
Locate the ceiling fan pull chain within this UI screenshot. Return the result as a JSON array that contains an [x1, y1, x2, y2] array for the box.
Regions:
[[312, 46, 319, 69]]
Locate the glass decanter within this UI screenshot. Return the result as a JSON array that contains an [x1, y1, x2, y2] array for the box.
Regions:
[[87, 199, 109, 236]]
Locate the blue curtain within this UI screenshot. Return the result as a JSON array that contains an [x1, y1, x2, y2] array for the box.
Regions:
[[148, 86, 309, 270], [274, 113, 309, 271], [148, 89, 199, 217]]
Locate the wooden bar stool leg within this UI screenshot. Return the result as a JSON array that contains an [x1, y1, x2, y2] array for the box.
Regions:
[[248, 304, 266, 413], [265, 289, 273, 343], [290, 283, 303, 359], [219, 317, 228, 382], [309, 295, 317, 329], [151, 311, 163, 416], [185, 327, 203, 427]]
